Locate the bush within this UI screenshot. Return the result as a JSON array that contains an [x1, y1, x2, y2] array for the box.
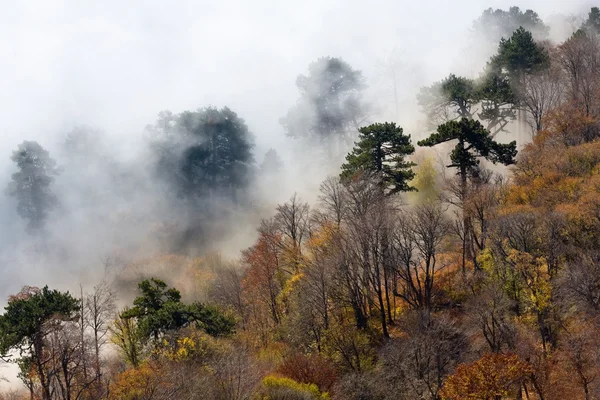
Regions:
[[276, 353, 338, 393], [255, 376, 330, 400]]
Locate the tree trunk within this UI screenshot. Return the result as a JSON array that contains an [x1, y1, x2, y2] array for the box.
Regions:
[[34, 333, 51, 400]]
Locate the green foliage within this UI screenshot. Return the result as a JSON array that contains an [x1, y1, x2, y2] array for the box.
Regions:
[[490, 27, 549, 79], [149, 107, 255, 199], [5, 141, 59, 231], [584, 7, 600, 33], [121, 278, 234, 343], [281, 57, 367, 142], [340, 122, 415, 194], [418, 74, 478, 124], [188, 303, 235, 337], [473, 6, 548, 43], [255, 376, 330, 400], [418, 118, 517, 178], [476, 71, 517, 133], [0, 286, 80, 357], [0, 286, 79, 395]]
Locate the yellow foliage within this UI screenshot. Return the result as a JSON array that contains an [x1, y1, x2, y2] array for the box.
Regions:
[[255, 375, 330, 400], [109, 362, 168, 400], [160, 329, 221, 362]]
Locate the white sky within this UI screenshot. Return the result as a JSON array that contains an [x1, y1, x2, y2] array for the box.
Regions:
[[0, 0, 593, 156]]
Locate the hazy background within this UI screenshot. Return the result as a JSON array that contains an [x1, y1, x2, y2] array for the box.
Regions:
[[0, 0, 594, 303]]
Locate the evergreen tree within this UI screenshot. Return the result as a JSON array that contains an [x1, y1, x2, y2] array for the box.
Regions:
[[490, 27, 549, 80], [418, 118, 516, 272], [418, 118, 516, 188], [260, 148, 284, 173], [5, 141, 59, 231], [473, 6, 548, 44], [418, 74, 478, 124], [121, 278, 234, 344], [476, 71, 517, 135], [0, 286, 80, 400], [584, 7, 600, 33], [341, 122, 415, 195], [281, 56, 367, 144], [150, 107, 255, 199]]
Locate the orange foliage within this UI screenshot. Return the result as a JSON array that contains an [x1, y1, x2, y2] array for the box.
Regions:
[[440, 353, 533, 400], [108, 361, 171, 400], [241, 230, 285, 342], [276, 353, 339, 393]]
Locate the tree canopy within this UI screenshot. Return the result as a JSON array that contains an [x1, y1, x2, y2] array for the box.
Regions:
[[0, 286, 80, 400], [281, 56, 367, 143], [341, 122, 416, 194], [121, 278, 234, 343], [150, 107, 255, 199], [5, 141, 59, 231], [490, 27, 549, 80], [418, 118, 517, 180], [473, 6, 548, 44]]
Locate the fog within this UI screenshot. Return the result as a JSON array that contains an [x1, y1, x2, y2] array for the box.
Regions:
[[0, 0, 594, 306]]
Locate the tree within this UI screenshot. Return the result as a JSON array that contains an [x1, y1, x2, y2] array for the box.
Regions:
[[418, 118, 517, 193], [121, 278, 234, 345], [558, 29, 600, 117], [110, 312, 144, 368], [418, 74, 478, 125], [340, 122, 416, 195], [519, 60, 565, 133], [275, 194, 310, 273], [255, 376, 330, 400], [473, 6, 548, 45], [418, 72, 516, 136], [340, 175, 394, 337], [85, 280, 116, 384], [281, 56, 367, 147], [418, 118, 516, 272], [242, 223, 285, 330], [490, 27, 549, 82], [259, 148, 283, 173], [392, 203, 450, 310], [440, 353, 533, 400], [0, 286, 80, 400], [380, 313, 467, 399], [5, 141, 59, 231], [477, 70, 517, 136], [583, 7, 600, 33], [409, 156, 440, 203], [149, 107, 255, 199]]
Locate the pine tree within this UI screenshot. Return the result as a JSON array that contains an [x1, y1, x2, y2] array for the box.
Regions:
[[341, 122, 416, 195]]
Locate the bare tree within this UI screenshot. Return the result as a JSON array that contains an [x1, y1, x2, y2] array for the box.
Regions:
[[378, 312, 467, 400], [85, 280, 116, 390], [318, 176, 347, 227], [275, 193, 310, 273], [209, 266, 247, 328], [466, 283, 516, 353], [392, 203, 450, 310], [343, 176, 393, 337], [559, 31, 600, 117], [520, 59, 565, 134]]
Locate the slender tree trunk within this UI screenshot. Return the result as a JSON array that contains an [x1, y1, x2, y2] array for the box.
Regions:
[[34, 334, 51, 400], [460, 158, 468, 276]]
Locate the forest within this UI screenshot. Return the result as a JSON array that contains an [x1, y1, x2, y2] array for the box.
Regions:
[[2, 4, 600, 400]]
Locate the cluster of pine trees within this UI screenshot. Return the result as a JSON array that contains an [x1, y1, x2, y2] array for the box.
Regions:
[[3, 5, 600, 400]]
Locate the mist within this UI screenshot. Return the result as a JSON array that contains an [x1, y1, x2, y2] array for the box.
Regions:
[[0, 0, 594, 306]]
